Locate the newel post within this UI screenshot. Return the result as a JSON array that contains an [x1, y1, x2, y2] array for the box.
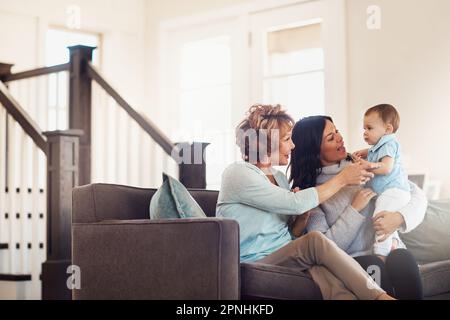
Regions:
[[0, 63, 13, 82], [177, 142, 210, 189], [68, 45, 95, 186], [41, 129, 83, 300]]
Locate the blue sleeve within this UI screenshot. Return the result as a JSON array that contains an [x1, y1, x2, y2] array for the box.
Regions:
[[222, 164, 319, 215], [376, 140, 397, 160]]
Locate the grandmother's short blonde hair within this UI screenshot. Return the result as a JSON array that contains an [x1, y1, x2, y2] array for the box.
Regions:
[[236, 104, 294, 163]]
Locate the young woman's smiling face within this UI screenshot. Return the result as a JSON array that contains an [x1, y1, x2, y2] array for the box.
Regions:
[[320, 120, 347, 166]]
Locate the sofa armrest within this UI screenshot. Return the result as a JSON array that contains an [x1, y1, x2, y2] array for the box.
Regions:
[[72, 218, 240, 300], [241, 262, 322, 300]]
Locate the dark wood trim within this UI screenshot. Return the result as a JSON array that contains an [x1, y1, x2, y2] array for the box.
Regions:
[[41, 131, 81, 300], [0, 274, 32, 281], [0, 63, 14, 82], [68, 46, 94, 186], [87, 62, 175, 156], [0, 81, 48, 155], [178, 142, 209, 189], [41, 260, 71, 299], [3, 63, 70, 82], [0, 243, 8, 249], [43, 130, 82, 261]]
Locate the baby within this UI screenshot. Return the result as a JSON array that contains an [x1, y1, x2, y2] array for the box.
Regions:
[[353, 104, 411, 257]]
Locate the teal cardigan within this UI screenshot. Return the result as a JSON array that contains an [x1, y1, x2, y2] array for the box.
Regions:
[[216, 162, 319, 262]]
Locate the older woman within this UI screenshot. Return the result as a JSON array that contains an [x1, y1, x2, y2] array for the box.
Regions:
[[289, 115, 427, 299], [216, 104, 394, 300]]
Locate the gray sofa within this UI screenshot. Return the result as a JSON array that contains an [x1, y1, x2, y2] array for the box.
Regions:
[[72, 183, 450, 300]]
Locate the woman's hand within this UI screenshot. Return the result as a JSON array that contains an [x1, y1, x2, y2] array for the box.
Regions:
[[290, 211, 311, 237], [338, 162, 377, 186], [290, 187, 311, 237], [351, 188, 377, 212], [372, 211, 405, 241]]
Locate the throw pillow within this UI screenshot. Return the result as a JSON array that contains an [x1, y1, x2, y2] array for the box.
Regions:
[[149, 173, 207, 219]]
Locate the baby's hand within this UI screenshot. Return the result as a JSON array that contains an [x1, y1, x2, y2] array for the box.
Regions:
[[352, 148, 369, 159], [354, 158, 382, 172], [292, 187, 301, 193]]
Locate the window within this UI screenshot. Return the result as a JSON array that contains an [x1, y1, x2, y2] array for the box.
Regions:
[[165, 20, 241, 190], [163, 0, 347, 188], [178, 36, 233, 189], [45, 28, 100, 66], [264, 23, 325, 118], [45, 28, 100, 130], [178, 36, 231, 142]]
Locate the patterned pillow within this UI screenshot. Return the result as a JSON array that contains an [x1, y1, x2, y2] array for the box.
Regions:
[[149, 173, 206, 219]]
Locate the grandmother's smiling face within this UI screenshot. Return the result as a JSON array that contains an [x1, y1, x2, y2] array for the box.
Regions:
[[271, 124, 295, 166]]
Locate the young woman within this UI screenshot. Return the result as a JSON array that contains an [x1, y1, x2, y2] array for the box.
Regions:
[[216, 104, 394, 300], [289, 115, 427, 299]]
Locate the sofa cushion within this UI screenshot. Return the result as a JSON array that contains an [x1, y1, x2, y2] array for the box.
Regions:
[[400, 199, 450, 264], [419, 260, 450, 297], [149, 173, 207, 219], [240, 262, 322, 300], [187, 189, 219, 217]]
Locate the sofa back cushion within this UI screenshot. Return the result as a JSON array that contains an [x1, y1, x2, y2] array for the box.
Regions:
[[149, 173, 207, 219], [72, 183, 157, 223], [400, 198, 450, 264], [73, 183, 219, 223], [187, 189, 219, 217]]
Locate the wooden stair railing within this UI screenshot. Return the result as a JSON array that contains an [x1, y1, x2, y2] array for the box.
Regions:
[[86, 61, 209, 189], [0, 63, 81, 299], [1, 63, 70, 82], [1, 45, 209, 300], [86, 63, 174, 156], [0, 81, 48, 155]]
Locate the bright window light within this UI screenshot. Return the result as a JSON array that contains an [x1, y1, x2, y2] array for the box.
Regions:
[[177, 36, 233, 189], [45, 28, 99, 66], [45, 28, 100, 130], [264, 23, 325, 119]]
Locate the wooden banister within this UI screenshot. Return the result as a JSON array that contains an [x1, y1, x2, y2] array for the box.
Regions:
[[0, 81, 48, 155], [3, 63, 70, 82], [42, 129, 82, 300], [87, 62, 175, 156]]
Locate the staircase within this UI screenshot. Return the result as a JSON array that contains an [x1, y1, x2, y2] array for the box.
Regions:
[[0, 45, 208, 300]]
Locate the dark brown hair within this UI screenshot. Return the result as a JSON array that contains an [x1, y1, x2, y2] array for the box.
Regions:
[[365, 104, 400, 133]]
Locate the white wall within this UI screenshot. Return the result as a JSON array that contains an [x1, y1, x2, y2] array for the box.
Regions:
[[145, 0, 450, 197], [346, 0, 450, 198], [144, 0, 251, 127], [1, 0, 448, 193], [143, 0, 254, 186]]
